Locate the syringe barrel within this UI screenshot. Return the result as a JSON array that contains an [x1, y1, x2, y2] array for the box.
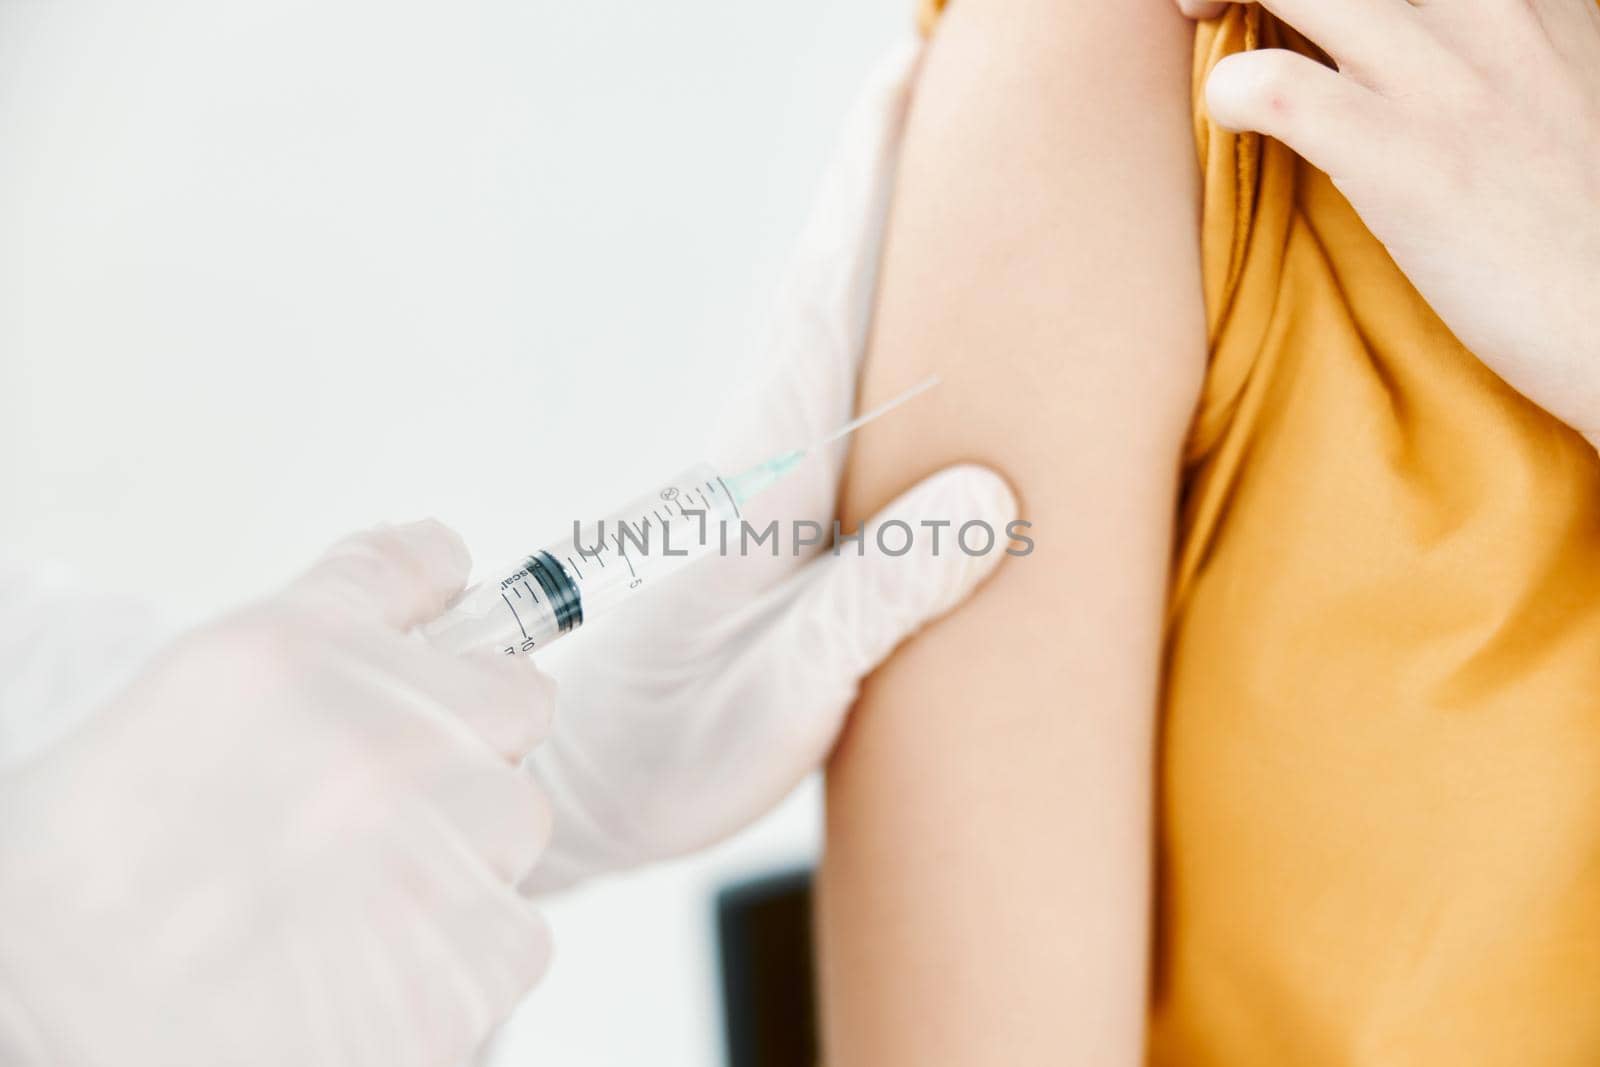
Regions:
[[421, 462, 742, 657]]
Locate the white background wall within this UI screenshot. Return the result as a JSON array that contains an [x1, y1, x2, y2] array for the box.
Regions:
[[0, 1, 906, 1062]]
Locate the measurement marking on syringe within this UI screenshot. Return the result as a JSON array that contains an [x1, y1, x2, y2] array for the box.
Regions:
[[566, 556, 585, 580], [522, 580, 540, 605], [502, 592, 530, 640]]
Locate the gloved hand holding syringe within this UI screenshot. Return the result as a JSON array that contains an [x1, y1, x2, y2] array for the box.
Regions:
[[422, 376, 940, 658], [0, 38, 1016, 1067]]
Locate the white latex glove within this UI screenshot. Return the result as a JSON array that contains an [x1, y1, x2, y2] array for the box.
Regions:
[[0, 521, 556, 1067], [525, 41, 1020, 891]]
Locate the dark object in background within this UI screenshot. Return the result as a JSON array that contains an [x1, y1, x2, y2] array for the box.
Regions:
[[717, 868, 817, 1067]]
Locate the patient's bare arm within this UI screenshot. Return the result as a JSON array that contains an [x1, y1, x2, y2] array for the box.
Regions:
[[816, 2, 1203, 1063]]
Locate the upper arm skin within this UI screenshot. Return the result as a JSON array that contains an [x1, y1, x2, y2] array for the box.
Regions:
[[816, 3, 1203, 1065]]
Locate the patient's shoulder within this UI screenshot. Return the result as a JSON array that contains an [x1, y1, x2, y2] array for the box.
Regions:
[[845, 0, 1204, 527]]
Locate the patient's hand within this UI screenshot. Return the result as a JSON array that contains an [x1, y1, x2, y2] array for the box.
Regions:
[[1181, 0, 1600, 445]]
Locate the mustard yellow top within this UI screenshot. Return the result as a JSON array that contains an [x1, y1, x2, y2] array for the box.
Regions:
[[925, 4, 1600, 1063]]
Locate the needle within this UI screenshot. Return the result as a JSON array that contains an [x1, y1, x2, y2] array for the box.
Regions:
[[723, 375, 943, 506], [809, 375, 941, 451]]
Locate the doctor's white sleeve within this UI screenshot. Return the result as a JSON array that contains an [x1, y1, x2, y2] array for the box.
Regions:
[[0, 561, 177, 771]]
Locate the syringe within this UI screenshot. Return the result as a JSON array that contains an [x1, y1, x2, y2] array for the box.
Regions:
[[421, 377, 939, 658]]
